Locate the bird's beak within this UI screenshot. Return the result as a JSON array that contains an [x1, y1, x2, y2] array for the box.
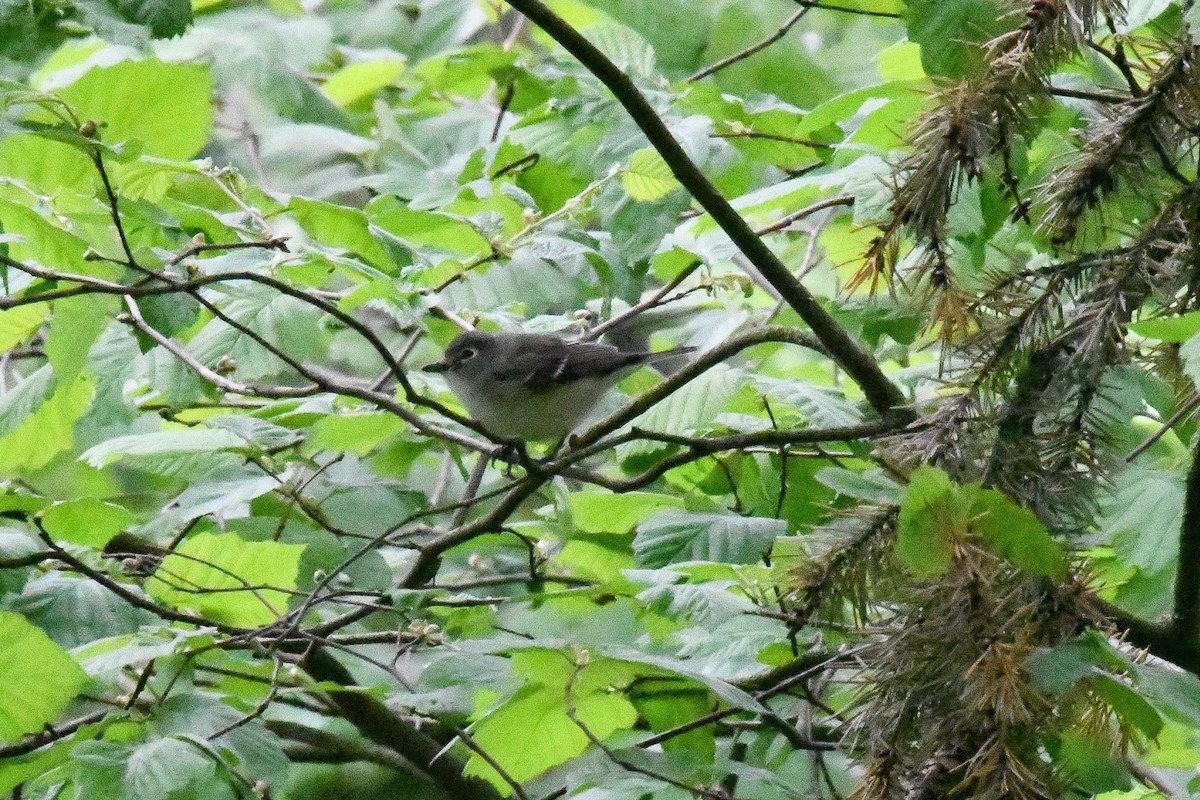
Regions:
[[422, 361, 448, 373]]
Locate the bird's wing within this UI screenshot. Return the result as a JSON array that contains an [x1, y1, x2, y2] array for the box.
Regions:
[[492, 338, 644, 392]]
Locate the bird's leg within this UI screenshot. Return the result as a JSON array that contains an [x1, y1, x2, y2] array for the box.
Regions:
[[490, 439, 541, 477]]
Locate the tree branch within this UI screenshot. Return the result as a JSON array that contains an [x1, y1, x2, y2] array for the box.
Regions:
[[299, 647, 503, 800], [1174, 441, 1200, 639], [503, 0, 910, 418], [687, 7, 810, 82]]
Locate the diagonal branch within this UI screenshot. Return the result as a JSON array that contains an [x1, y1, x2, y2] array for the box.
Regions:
[[299, 646, 504, 800], [687, 7, 810, 82], [503, 0, 909, 419]]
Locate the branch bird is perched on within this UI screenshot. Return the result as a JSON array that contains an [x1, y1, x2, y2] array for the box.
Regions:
[[423, 330, 685, 442]]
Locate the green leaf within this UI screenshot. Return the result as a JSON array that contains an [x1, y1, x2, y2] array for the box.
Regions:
[[0, 198, 98, 275], [310, 413, 407, 456], [621, 363, 742, 462], [1129, 311, 1200, 342], [80, 427, 248, 468], [752, 375, 864, 428], [147, 532, 306, 627], [0, 305, 47, 351], [40, 498, 132, 547], [970, 489, 1069, 579], [702, 1, 833, 107], [0, 373, 94, 474], [1026, 632, 1125, 696], [904, 0, 1011, 79], [596, 646, 767, 711], [0, 611, 88, 742], [1087, 673, 1163, 739], [631, 681, 714, 758], [289, 197, 392, 269], [438, 251, 583, 314], [12, 573, 153, 648], [570, 0, 711, 76], [0, 740, 72, 795], [1134, 662, 1200, 728], [621, 148, 681, 202], [123, 736, 218, 798], [321, 58, 406, 107], [466, 651, 638, 788], [150, 694, 289, 788], [633, 510, 784, 567], [1056, 728, 1131, 793], [0, 133, 93, 194], [45, 295, 114, 381], [569, 491, 684, 534], [185, 286, 326, 381], [367, 196, 492, 258], [55, 59, 212, 159], [112, 158, 201, 201], [814, 467, 904, 503]]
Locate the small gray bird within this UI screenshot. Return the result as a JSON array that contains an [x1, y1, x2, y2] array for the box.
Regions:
[[423, 330, 684, 441]]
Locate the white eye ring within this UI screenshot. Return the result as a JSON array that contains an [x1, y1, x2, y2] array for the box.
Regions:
[[458, 347, 477, 361]]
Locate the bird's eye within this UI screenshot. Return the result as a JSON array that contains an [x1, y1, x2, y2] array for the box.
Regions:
[[458, 347, 477, 361]]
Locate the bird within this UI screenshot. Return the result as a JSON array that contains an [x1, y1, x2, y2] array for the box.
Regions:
[[423, 330, 686, 442]]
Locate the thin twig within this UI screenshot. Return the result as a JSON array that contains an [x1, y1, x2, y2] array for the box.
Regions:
[[581, 258, 702, 340], [688, 7, 810, 82]]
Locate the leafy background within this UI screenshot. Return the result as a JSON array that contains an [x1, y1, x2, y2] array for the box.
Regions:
[[2, 0, 1200, 799]]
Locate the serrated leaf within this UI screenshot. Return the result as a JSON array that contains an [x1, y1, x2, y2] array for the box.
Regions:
[[569, 491, 684, 534], [466, 652, 638, 788], [321, 59, 406, 107], [1056, 728, 1131, 792], [0, 373, 94, 474], [438, 250, 582, 314], [56, 59, 212, 160], [904, 0, 1010, 79], [148, 532, 306, 627], [815, 466, 903, 503], [1129, 311, 1200, 343], [621, 148, 681, 202], [162, 472, 280, 521], [45, 295, 113, 381], [123, 737, 216, 798], [289, 197, 391, 268], [310, 413, 407, 456], [186, 288, 326, 381], [620, 364, 742, 463], [150, 694, 289, 787], [12, 573, 152, 648], [40, 498, 132, 548], [596, 646, 768, 711], [0, 611, 88, 741], [633, 510, 784, 567], [0, 305, 47, 351], [80, 428, 247, 468], [0, 198, 98, 275], [112, 158, 200, 202], [368, 196, 491, 257], [752, 375, 864, 428]]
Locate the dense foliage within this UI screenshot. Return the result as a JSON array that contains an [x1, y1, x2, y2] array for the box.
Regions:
[[2, 0, 1200, 798]]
